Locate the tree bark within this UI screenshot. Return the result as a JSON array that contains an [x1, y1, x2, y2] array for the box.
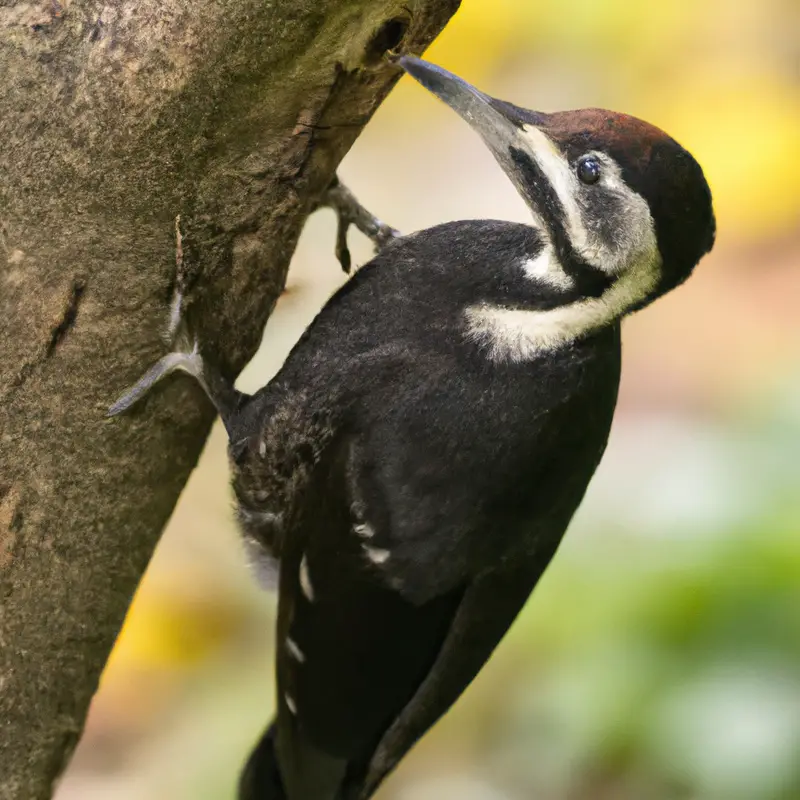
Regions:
[[0, 2, 459, 797]]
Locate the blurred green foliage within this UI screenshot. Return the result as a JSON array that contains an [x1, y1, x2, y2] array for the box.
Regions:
[[486, 513, 800, 799]]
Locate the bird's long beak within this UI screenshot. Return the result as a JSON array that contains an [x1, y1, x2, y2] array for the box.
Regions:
[[399, 56, 541, 150], [398, 56, 555, 213]]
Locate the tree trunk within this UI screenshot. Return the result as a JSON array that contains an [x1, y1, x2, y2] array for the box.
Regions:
[[0, 2, 459, 797]]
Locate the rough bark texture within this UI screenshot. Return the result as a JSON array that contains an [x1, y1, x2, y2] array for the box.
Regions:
[[0, 2, 459, 797]]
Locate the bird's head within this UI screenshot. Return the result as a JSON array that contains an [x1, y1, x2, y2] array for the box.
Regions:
[[399, 56, 715, 314]]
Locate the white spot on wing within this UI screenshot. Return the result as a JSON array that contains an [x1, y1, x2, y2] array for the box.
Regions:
[[286, 637, 306, 663], [299, 554, 315, 601], [354, 522, 375, 539], [363, 545, 391, 564], [285, 693, 297, 715], [259, 439, 267, 457]]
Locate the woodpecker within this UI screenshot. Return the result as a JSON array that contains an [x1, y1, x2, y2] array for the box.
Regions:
[[109, 57, 715, 800]]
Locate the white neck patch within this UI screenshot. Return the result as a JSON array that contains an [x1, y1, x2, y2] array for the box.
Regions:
[[520, 241, 575, 291], [464, 122, 665, 361], [464, 249, 661, 361]]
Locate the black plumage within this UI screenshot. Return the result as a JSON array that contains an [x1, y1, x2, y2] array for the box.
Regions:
[[233, 220, 622, 800], [109, 56, 715, 800]]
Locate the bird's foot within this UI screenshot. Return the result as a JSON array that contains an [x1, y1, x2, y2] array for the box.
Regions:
[[108, 215, 242, 428], [316, 176, 401, 273], [163, 213, 187, 345]]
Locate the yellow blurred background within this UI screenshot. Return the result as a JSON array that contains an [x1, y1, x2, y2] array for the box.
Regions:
[[58, 2, 800, 798]]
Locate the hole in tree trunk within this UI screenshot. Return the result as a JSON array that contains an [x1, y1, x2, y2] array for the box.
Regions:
[[364, 18, 409, 66]]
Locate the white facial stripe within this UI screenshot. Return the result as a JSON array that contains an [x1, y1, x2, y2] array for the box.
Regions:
[[518, 127, 658, 276], [520, 124, 589, 252], [465, 251, 660, 361], [521, 244, 574, 291]]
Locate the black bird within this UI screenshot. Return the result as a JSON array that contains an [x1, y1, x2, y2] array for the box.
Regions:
[[110, 57, 715, 800]]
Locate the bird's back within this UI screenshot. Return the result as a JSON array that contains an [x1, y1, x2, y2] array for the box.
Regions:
[[236, 221, 622, 800]]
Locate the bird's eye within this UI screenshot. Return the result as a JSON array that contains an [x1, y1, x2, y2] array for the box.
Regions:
[[577, 157, 601, 185]]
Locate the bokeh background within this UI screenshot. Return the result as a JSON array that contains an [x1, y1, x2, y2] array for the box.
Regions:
[[58, 2, 799, 798]]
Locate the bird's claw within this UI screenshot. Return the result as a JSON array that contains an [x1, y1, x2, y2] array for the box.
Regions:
[[317, 177, 401, 273], [107, 214, 241, 426]]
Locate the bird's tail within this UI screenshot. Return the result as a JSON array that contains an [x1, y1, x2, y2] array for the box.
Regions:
[[239, 724, 286, 800]]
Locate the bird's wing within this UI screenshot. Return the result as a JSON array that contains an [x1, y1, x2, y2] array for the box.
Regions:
[[356, 556, 553, 799], [261, 426, 559, 800], [267, 431, 464, 799], [247, 350, 612, 799]]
